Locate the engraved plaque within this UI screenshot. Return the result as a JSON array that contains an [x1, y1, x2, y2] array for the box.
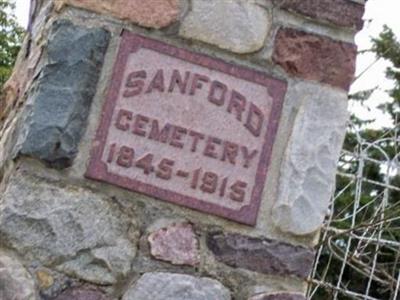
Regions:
[[85, 32, 287, 225]]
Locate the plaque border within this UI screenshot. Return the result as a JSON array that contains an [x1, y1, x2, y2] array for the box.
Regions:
[[85, 31, 287, 226]]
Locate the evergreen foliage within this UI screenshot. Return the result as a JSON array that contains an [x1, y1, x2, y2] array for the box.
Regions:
[[0, 0, 24, 89], [313, 27, 400, 300]]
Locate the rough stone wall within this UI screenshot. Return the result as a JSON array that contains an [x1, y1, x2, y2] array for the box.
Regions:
[[0, 0, 364, 299]]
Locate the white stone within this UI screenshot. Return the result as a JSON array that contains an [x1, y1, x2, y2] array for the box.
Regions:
[[123, 272, 231, 300], [0, 171, 138, 284], [179, 0, 271, 54], [0, 250, 38, 300], [272, 82, 348, 235]]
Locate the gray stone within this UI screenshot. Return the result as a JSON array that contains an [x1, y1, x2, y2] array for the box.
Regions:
[[54, 286, 110, 300], [0, 250, 37, 300], [179, 0, 271, 54], [17, 19, 110, 168], [272, 82, 348, 235], [33, 267, 79, 299], [206, 232, 314, 279], [249, 292, 306, 300], [0, 170, 138, 285], [123, 272, 231, 300]]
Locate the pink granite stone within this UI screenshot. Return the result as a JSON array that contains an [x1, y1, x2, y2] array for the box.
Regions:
[[273, 27, 357, 91], [148, 222, 200, 266], [276, 0, 365, 30], [206, 232, 314, 279], [56, 0, 180, 29]]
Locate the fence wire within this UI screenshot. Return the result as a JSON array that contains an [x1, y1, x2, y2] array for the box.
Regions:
[[308, 119, 400, 300]]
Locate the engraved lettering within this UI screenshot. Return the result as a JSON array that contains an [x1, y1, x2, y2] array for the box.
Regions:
[[111, 110, 263, 170], [123, 70, 146, 98], [191, 168, 201, 189], [176, 170, 189, 178], [227, 90, 246, 121], [219, 177, 228, 197], [201, 172, 218, 194], [203, 136, 222, 159], [189, 74, 210, 95], [88, 36, 286, 226], [189, 130, 205, 152], [241, 146, 258, 168], [117, 146, 134, 168], [230, 181, 247, 202], [208, 80, 227, 106], [136, 153, 155, 174], [107, 143, 116, 163], [156, 158, 175, 180], [132, 114, 149, 137], [115, 109, 132, 131], [149, 119, 171, 143], [245, 103, 264, 137], [221, 141, 239, 165], [170, 126, 187, 149], [168, 69, 190, 94], [146, 69, 165, 93]]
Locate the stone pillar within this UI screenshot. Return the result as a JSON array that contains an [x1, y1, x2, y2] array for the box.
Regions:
[[0, 0, 364, 299]]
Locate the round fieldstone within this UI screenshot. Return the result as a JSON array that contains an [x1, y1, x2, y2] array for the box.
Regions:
[[275, 0, 364, 30], [55, 0, 180, 29], [18, 20, 110, 168], [180, 0, 271, 54], [148, 222, 200, 266], [272, 27, 357, 90], [206, 232, 314, 279], [123, 272, 231, 300], [271, 81, 348, 235], [0, 171, 138, 285]]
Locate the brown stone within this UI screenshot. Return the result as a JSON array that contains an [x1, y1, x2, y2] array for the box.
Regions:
[[249, 292, 306, 300], [206, 232, 314, 279], [272, 27, 357, 90], [55, 0, 180, 29], [54, 287, 110, 300], [276, 0, 365, 30], [148, 222, 200, 266], [36, 269, 54, 289], [0, 37, 42, 130]]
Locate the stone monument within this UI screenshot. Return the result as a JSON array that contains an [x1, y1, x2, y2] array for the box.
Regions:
[[0, 0, 365, 299]]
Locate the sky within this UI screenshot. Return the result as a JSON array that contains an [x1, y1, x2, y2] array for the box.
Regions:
[[350, 0, 400, 128], [13, 0, 400, 128]]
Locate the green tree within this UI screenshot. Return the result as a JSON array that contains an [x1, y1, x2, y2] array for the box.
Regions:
[[312, 27, 400, 300], [0, 0, 24, 89], [373, 25, 400, 123]]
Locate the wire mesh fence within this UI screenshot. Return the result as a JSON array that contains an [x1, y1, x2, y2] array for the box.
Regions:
[[308, 119, 400, 300]]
